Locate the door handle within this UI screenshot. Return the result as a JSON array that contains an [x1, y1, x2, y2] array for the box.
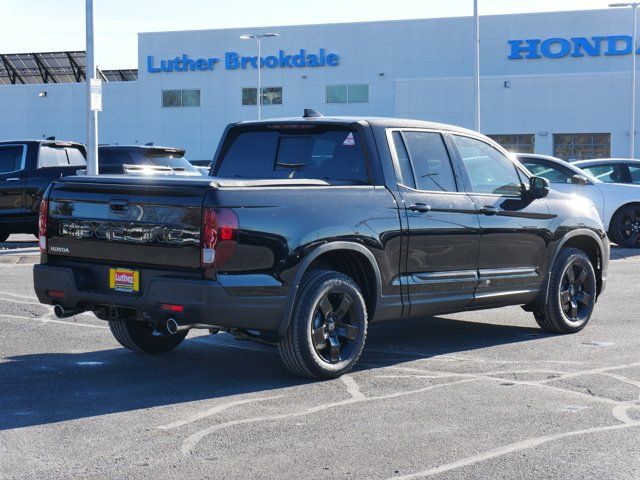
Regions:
[[409, 203, 431, 213], [479, 206, 499, 216]]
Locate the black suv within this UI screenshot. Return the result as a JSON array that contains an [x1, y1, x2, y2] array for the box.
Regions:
[[34, 115, 609, 379], [98, 145, 202, 176], [0, 139, 86, 242]]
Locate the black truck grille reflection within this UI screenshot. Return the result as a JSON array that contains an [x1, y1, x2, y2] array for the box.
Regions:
[[59, 221, 200, 246]]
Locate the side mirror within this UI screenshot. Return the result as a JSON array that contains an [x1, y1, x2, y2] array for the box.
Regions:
[[528, 176, 550, 200], [570, 174, 589, 185]]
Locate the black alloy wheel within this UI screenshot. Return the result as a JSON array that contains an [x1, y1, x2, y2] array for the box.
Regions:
[[278, 270, 368, 379], [533, 247, 597, 334], [311, 291, 360, 364], [611, 205, 640, 247], [559, 261, 594, 324]]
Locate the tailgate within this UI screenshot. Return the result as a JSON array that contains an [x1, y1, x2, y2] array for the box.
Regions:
[[46, 176, 212, 269]]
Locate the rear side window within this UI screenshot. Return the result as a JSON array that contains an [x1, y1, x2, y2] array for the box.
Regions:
[[39, 145, 86, 168], [215, 126, 369, 183], [581, 164, 625, 183], [402, 131, 457, 192], [0, 145, 25, 173], [627, 164, 640, 184], [392, 131, 415, 187]]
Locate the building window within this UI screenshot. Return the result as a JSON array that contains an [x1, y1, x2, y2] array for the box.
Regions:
[[162, 89, 200, 107], [488, 134, 535, 154], [242, 87, 283, 106], [326, 84, 369, 104], [553, 133, 610, 161]]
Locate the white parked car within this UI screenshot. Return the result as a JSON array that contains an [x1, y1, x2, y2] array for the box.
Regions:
[[573, 158, 640, 186], [515, 154, 640, 248]]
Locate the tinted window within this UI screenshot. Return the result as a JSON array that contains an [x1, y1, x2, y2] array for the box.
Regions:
[[39, 146, 86, 168], [216, 127, 368, 183], [453, 135, 523, 195], [520, 158, 574, 184], [402, 132, 456, 192], [392, 132, 415, 187], [66, 147, 86, 167], [0, 145, 24, 173], [106, 150, 134, 166]]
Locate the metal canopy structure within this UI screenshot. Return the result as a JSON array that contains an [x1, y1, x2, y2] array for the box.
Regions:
[[0, 51, 137, 85]]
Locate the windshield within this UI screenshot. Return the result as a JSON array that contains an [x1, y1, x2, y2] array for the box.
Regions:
[[214, 125, 369, 184]]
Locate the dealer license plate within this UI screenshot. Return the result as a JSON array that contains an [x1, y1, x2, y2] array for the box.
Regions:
[[109, 268, 140, 293]]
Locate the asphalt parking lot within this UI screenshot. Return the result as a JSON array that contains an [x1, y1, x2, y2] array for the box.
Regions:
[[1, 243, 639, 479]]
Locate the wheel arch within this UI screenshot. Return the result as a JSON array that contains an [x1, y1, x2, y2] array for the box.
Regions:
[[526, 229, 606, 311], [277, 242, 382, 337]]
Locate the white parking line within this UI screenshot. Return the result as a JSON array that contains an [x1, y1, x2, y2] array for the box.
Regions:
[[391, 421, 640, 479], [157, 395, 284, 431], [0, 313, 108, 329]]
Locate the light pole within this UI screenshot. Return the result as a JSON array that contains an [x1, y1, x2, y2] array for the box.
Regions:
[[610, 3, 639, 159], [85, 0, 99, 174], [473, 0, 480, 132], [240, 33, 279, 120]]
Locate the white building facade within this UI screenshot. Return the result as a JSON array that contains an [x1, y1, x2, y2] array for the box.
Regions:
[[0, 8, 635, 162]]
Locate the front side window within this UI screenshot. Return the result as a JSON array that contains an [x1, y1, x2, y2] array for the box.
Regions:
[[0, 145, 25, 174], [453, 135, 523, 195], [519, 158, 574, 184], [215, 126, 368, 184], [401, 132, 457, 192]]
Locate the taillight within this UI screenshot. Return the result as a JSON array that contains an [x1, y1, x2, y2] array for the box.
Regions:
[[38, 198, 48, 253], [201, 208, 238, 268]]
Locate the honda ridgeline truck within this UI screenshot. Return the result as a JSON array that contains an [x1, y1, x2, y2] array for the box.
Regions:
[[33, 113, 609, 379]]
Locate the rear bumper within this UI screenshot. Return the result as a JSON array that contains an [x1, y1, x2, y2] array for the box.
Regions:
[[33, 264, 287, 333]]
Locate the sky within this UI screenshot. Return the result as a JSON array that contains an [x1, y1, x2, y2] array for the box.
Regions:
[[1, 0, 621, 69]]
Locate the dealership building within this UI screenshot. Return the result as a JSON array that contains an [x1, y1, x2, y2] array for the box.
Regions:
[[0, 8, 635, 162]]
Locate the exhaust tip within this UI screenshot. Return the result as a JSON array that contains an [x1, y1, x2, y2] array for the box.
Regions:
[[53, 304, 65, 319], [166, 318, 179, 335]]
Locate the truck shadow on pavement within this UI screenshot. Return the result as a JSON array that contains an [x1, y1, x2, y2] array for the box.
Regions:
[[0, 315, 546, 430]]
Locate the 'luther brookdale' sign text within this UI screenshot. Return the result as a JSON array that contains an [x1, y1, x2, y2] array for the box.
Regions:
[[508, 35, 639, 59], [147, 49, 339, 73]]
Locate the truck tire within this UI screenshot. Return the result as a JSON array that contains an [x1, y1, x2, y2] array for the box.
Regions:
[[278, 270, 368, 379], [533, 247, 597, 334], [109, 320, 188, 353]]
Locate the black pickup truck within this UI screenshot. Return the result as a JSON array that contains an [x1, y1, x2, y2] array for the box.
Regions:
[[0, 139, 86, 242], [33, 115, 609, 379]]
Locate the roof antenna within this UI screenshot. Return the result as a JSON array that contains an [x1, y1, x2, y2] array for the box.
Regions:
[[46, 136, 55, 140], [144, 142, 154, 146], [303, 108, 322, 118]]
